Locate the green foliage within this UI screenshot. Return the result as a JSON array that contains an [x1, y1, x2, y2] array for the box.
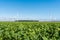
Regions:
[[0, 22, 60, 40]]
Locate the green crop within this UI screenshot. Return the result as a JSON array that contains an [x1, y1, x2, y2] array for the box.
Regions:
[[0, 22, 60, 40]]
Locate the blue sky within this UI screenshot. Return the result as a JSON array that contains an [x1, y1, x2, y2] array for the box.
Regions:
[[0, 0, 60, 21]]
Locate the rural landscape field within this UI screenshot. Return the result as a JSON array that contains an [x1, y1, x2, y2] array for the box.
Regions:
[[0, 22, 60, 40], [0, 0, 60, 40]]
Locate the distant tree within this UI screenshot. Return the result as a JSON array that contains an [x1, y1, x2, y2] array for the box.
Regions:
[[15, 20, 39, 22]]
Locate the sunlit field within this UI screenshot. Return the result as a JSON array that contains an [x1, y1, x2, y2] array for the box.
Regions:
[[0, 22, 60, 40]]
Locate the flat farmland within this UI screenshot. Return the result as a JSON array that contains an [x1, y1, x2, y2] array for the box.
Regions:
[[0, 22, 60, 40]]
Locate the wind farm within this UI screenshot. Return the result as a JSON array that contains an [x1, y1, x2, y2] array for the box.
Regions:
[[0, 0, 60, 40]]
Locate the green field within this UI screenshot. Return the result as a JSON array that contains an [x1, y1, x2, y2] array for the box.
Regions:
[[0, 22, 60, 40]]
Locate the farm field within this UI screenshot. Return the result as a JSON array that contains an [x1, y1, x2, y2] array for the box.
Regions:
[[0, 22, 60, 40]]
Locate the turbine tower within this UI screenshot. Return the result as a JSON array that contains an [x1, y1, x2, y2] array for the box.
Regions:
[[16, 11, 19, 20], [49, 9, 56, 21], [49, 9, 53, 21]]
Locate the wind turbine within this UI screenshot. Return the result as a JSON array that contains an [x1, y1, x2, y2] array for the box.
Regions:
[[49, 9, 56, 21], [11, 11, 20, 21], [16, 11, 19, 20], [49, 9, 53, 21]]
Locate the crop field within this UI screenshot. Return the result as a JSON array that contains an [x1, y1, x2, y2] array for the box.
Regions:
[[0, 22, 60, 40]]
